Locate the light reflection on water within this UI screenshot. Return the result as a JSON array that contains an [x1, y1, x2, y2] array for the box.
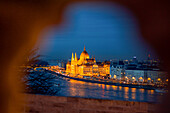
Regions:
[[139, 89, 145, 93], [55, 77, 165, 102], [124, 87, 129, 99], [148, 90, 154, 94], [119, 86, 122, 90], [131, 88, 136, 100]]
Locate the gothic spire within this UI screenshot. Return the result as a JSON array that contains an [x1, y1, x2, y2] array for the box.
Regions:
[[71, 52, 74, 61], [75, 52, 77, 61]]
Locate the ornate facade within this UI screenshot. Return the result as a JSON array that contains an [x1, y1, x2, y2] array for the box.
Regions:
[[66, 46, 110, 77]]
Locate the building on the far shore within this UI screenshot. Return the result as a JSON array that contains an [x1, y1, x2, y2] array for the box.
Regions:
[[144, 70, 168, 83], [110, 65, 125, 80], [125, 69, 145, 82], [66, 46, 110, 77], [110, 57, 168, 83]]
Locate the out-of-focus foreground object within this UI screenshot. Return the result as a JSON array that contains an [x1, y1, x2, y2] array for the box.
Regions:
[[0, 0, 169, 113]]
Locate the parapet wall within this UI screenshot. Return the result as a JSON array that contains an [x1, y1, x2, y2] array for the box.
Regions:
[[24, 94, 157, 113]]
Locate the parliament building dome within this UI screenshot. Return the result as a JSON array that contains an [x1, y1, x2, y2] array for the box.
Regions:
[[80, 46, 89, 59]]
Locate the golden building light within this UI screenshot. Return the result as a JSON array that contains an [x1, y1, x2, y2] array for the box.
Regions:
[[75, 52, 77, 61], [139, 77, 143, 79], [114, 75, 116, 79], [148, 78, 151, 81], [71, 52, 74, 61], [66, 46, 110, 77]]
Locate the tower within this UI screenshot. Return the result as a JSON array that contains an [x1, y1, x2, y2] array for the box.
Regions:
[[75, 53, 77, 61], [71, 52, 74, 61], [66, 46, 110, 76]]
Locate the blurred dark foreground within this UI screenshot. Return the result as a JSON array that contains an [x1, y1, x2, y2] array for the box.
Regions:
[[0, 0, 169, 113]]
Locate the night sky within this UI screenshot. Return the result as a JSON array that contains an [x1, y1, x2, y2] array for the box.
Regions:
[[37, 2, 156, 61]]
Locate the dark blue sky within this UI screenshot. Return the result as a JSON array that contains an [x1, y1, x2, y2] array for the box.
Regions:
[[37, 2, 156, 60]]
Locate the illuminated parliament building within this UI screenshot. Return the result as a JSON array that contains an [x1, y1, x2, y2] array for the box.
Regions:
[[66, 46, 110, 77]]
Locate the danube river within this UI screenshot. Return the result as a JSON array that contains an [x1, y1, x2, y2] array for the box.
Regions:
[[54, 74, 166, 103]]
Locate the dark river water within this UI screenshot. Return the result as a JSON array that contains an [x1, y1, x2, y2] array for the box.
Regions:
[[54, 75, 166, 103]]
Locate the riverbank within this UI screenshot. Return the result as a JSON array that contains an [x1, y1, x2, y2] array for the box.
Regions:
[[48, 71, 166, 90], [24, 93, 158, 113]]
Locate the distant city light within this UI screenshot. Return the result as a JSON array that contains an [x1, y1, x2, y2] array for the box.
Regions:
[[132, 77, 135, 80], [139, 77, 143, 79], [114, 75, 116, 79], [157, 78, 161, 81], [133, 56, 136, 59], [148, 78, 151, 81]]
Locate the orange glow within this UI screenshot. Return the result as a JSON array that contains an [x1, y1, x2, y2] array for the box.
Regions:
[[119, 86, 122, 90], [151, 90, 154, 94], [139, 89, 144, 93], [166, 79, 168, 82], [102, 84, 105, 89], [98, 84, 102, 87], [157, 78, 161, 81], [148, 78, 151, 80], [124, 87, 129, 93], [132, 93, 136, 100], [131, 88, 136, 93], [106, 85, 110, 90], [69, 79, 85, 84], [147, 90, 154, 94], [124, 87, 129, 99], [112, 85, 117, 90], [139, 77, 143, 79], [66, 46, 110, 76], [70, 87, 77, 96]]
